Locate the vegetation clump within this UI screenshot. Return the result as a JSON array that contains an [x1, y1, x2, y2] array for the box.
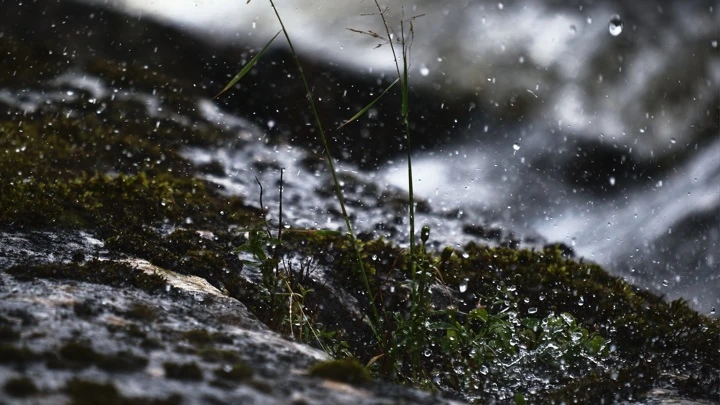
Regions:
[[308, 358, 372, 385], [163, 362, 204, 381], [3, 376, 39, 398], [214, 361, 254, 381]]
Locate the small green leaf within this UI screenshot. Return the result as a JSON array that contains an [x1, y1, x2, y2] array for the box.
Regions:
[[214, 30, 282, 99], [468, 308, 489, 323], [337, 78, 399, 129]]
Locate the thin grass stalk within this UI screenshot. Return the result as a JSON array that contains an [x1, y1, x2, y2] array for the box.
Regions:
[[266, 0, 382, 333], [374, 1, 424, 380], [374, 2, 416, 299]]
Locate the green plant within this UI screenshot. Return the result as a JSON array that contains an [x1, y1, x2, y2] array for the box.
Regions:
[[215, 1, 613, 401]]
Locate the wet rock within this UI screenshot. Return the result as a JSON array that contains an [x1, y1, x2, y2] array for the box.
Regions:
[[0, 271, 459, 404]]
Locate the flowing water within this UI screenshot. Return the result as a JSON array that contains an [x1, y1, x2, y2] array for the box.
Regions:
[[71, 0, 719, 314]]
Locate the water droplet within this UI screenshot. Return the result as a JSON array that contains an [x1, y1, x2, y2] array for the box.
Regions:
[[670, 137, 676, 144], [528, 307, 537, 314], [569, 25, 577, 35], [267, 120, 276, 129], [712, 40, 718, 48], [608, 15, 623, 36], [423, 349, 432, 357], [497, 2, 504, 10], [512, 143, 520, 151], [419, 65, 430, 76], [609, 177, 616, 186], [459, 278, 469, 293]]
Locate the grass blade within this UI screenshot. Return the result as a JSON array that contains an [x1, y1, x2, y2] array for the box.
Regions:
[[337, 78, 399, 129], [214, 30, 281, 99]]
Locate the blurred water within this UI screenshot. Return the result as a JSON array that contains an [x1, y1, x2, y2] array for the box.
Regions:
[[79, 0, 719, 313]]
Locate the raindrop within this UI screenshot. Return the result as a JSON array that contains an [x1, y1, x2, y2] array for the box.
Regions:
[[608, 15, 623, 36], [497, 2, 504, 10], [420, 65, 430, 76], [712, 40, 718, 48], [423, 349, 432, 357], [528, 307, 537, 314], [459, 278, 469, 293], [569, 25, 577, 35], [670, 137, 676, 144], [512, 143, 520, 151], [609, 177, 616, 186]]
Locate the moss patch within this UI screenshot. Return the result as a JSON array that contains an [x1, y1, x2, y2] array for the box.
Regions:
[[43, 341, 148, 373], [308, 359, 372, 385], [214, 361, 254, 381], [164, 362, 204, 381], [64, 378, 181, 405], [4, 376, 39, 398]]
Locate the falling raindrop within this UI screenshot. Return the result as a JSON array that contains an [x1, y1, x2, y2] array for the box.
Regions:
[[512, 143, 520, 151], [420, 65, 430, 76], [608, 15, 623, 36]]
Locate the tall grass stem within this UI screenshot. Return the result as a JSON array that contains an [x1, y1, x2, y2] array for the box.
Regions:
[[267, 0, 382, 334]]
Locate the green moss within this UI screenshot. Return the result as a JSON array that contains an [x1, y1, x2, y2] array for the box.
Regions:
[[0, 344, 37, 365], [64, 378, 183, 405], [58, 341, 101, 367], [4, 377, 39, 398], [6, 260, 166, 293], [124, 303, 158, 322], [46, 341, 148, 373], [163, 362, 204, 381], [65, 379, 123, 405], [73, 301, 101, 318], [97, 352, 149, 373], [197, 348, 242, 364], [0, 325, 20, 342], [214, 361, 253, 381], [308, 358, 371, 384], [182, 329, 214, 346]]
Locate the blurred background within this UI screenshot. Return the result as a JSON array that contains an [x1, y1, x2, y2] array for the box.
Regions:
[[44, 0, 720, 313]]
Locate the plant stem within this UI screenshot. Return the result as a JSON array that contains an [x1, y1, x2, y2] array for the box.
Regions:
[[267, 0, 382, 334], [374, 1, 416, 298]]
